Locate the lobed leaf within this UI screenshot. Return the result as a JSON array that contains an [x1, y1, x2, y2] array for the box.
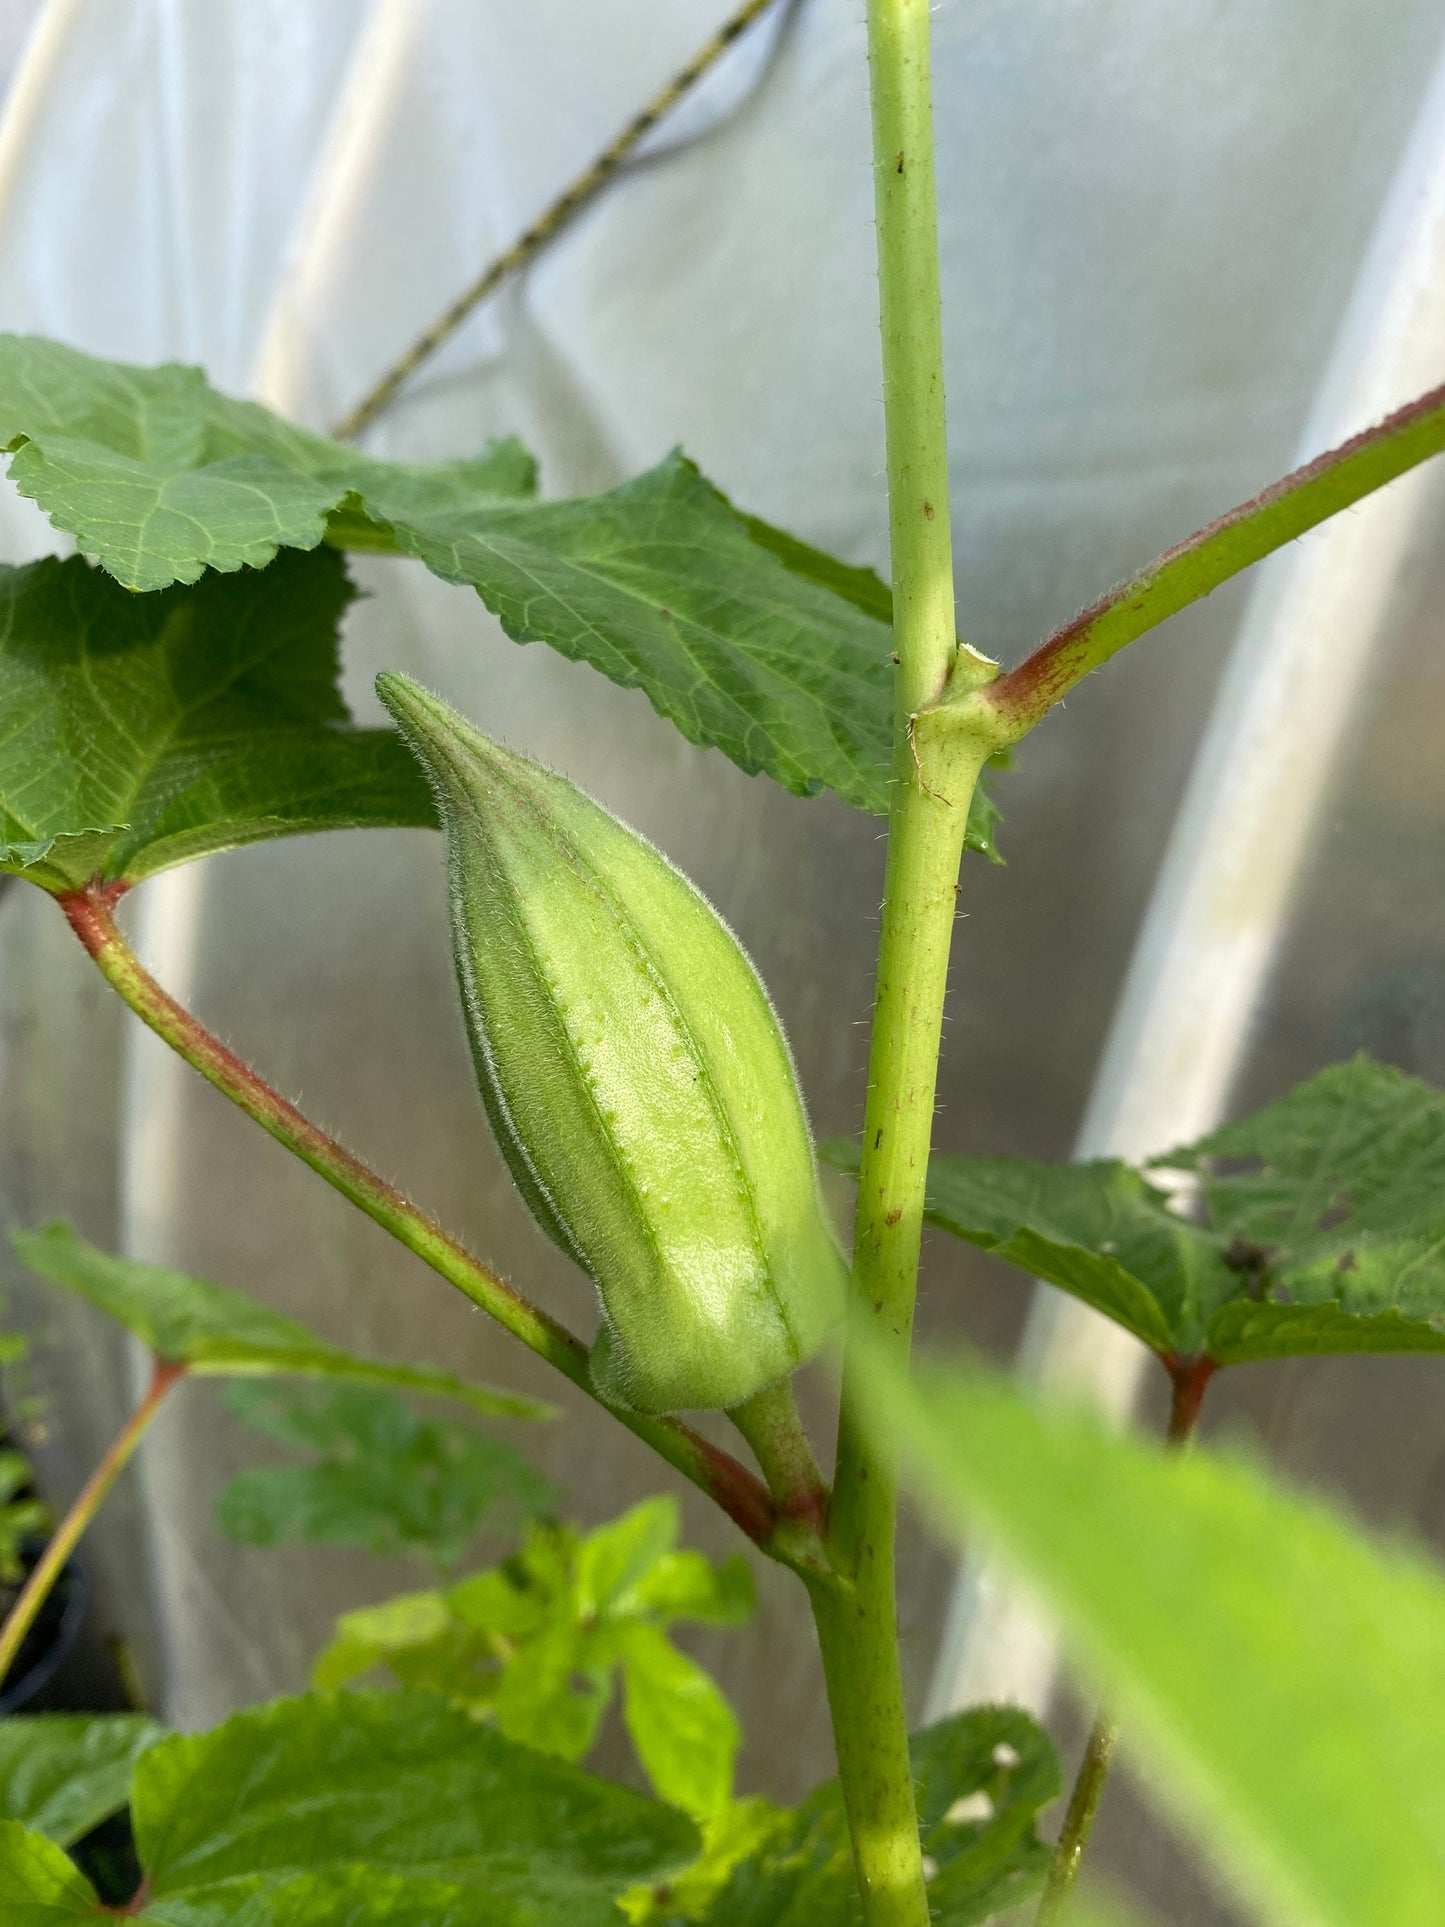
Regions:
[[493, 1619, 614, 1764], [698, 1706, 1058, 1926], [1164, 1055, 1445, 1260], [11, 1224, 549, 1419], [867, 1354, 1445, 1927], [826, 1059, 1445, 1368], [0, 334, 534, 591], [618, 1620, 739, 1821], [621, 1798, 784, 1926], [0, 1820, 98, 1924], [312, 1502, 751, 1807], [823, 1141, 1192, 1352], [0, 547, 436, 892], [218, 1380, 555, 1568], [576, 1496, 682, 1619], [0, 336, 1001, 850], [0, 1714, 164, 1848], [625, 1547, 755, 1626], [0, 1690, 699, 1924]]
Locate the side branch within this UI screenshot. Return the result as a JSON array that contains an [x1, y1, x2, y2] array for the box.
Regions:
[[984, 376, 1445, 736], [57, 884, 780, 1555], [0, 1355, 185, 1690]]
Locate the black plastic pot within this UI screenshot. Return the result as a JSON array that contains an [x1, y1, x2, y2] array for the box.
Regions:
[[0, 1539, 86, 1713]]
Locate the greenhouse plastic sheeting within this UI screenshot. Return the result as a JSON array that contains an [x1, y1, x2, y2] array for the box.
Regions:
[[2, 5, 1444, 1920]]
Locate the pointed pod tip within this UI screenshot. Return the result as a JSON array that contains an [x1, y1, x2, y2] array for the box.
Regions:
[[375, 669, 441, 735], [376, 671, 514, 803]]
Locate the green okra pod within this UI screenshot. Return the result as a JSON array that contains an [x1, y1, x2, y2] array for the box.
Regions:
[[379, 673, 848, 1415]]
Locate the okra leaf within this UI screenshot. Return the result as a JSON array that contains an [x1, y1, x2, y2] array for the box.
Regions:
[[618, 1620, 740, 1820], [11, 1224, 549, 1420], [0, 1715, 164, 1848], [824, 1057, 1445, 1369], [869, 1355, 1445, 1927], [700, 1705, 1058, 1926], [622, 1798, 785, 1926], [313, 1592, 511, 1718], [823, 1141, 1196, 1353], [0, 334, 535, 590], [625, 1547, 755, 1626], [576, 1496, 682, 1618], [1164, 1055, 1445, 1260], [492, 1619, 615, 1764], [0, 547, 433, 892], [0, 337, 1003, 850], [60, 1690, 698, 1925], [311, 1509, 749, 1805], [217, 1380, 555, 1568], [0, 1821, 97, 1923]]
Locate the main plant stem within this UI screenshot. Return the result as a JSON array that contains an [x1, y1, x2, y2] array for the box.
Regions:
[[1034, 1361, 1215, 1922], [57, 886, 794, 1566], [812, 5, 964, 1923], [0, 1356, 185, 1691]]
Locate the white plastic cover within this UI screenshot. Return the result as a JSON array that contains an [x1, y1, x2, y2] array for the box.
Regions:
[[1, 7, 1443, 1916]]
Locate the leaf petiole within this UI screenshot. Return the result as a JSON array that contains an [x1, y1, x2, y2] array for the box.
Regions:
[[55, 884, 808, 1569], [1032, 1359, 1214, 1922], [0, 1354, 186, 1693]]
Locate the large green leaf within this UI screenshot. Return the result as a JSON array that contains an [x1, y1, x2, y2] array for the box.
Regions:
[[11, 1223, 549, 1419], [1167, 1053, 1445, 1255], [313, 1499, 751, 1808], [823, 1143, 1193, 1353], [0, 336, 1001, 849], [697, 1706, 1058, 1927], [0, 1691, 700, 1924], [868, 1355, 1445, 1927], [0, 546, 434, 891], [312, 1495, 751, 1795], [618, 1621, 739, 1821], [824, 1058, 1445, 1367], [217, 1380, 555, 1569], [0, 1714, 164, 1848], [0, 334, 535, 590], [0, 1821, 98, 1924]]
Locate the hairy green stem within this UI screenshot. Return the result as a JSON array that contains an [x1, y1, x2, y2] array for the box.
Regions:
[[56, 885, 795, 1565], [981, 377, 1445, 739], [729, 1378, 828, 1527], [1034, 1709, 1118, 1927], [1033, 1358, 1215, 1921], [811, 3, 964, 1922], [0, 1355, 186, 1692]]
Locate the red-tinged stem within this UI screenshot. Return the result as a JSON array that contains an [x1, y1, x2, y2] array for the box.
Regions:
[[56, 884, 794, 1566], [729, 1377, 829, 1532], [981, 377, 1445, 739], [1033, 1353, 1216, 1924], [0, 1355, 187, 1694], [1164, 1352, 1218, 1443]]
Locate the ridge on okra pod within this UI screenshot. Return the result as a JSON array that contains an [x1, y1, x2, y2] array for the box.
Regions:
[[378, 672, 849, 1416]]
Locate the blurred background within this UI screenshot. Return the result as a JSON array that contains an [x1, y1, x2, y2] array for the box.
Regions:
[[1, 2, 1444, 1921]]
